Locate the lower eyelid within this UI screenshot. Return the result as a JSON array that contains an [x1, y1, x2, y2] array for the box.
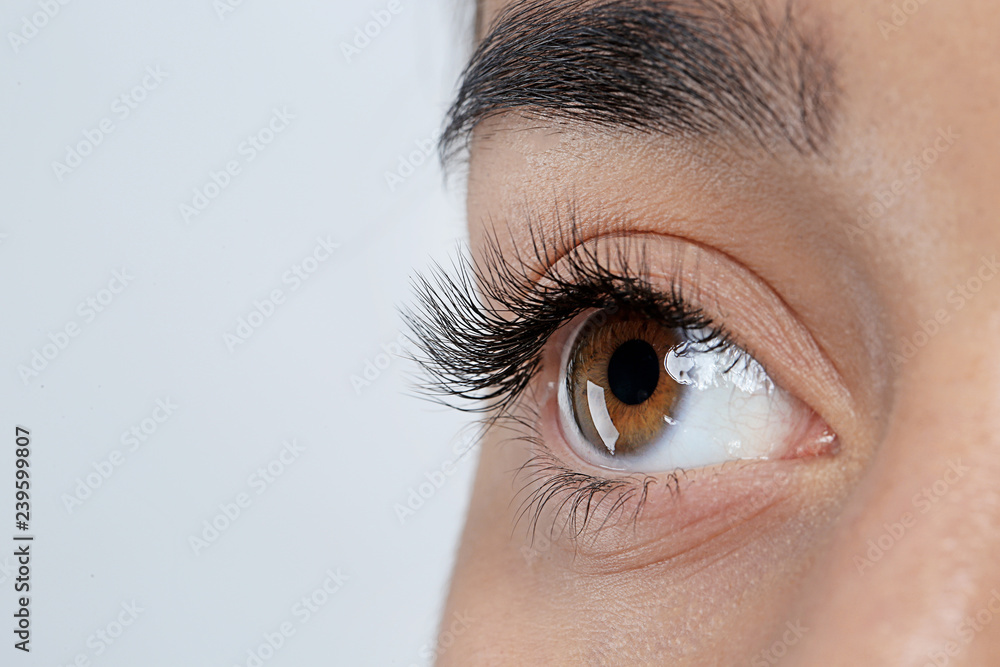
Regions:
[[563, 462, 813, 576], [514, 395, 820, 572]]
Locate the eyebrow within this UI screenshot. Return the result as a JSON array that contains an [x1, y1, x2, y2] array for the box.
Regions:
[[444, 0, 838, 161]]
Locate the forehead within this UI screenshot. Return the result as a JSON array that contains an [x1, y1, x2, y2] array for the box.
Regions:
[[461, 0, 1000, 319], [465, 0, 1000, 193]]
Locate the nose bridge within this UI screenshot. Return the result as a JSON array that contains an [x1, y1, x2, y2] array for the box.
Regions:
[[794, 285, 1000, 664]]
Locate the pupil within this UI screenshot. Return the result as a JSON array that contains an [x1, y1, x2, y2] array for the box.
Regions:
[[606, 339, 660, 405]]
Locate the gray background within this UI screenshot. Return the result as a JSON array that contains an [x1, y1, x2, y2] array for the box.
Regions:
[[1, 1, 475, 664]]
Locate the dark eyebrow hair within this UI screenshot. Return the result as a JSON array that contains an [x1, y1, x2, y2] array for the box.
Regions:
[[443, 0, 838, 162]]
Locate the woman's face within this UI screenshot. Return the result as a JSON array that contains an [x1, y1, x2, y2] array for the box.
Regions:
[[424, 0, 1000, 663]]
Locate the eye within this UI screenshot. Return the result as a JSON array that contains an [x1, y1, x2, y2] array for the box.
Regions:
[[557, 308, 820, 472]]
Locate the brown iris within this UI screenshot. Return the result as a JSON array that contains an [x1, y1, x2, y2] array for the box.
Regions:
[[567, 310, 684, 457]]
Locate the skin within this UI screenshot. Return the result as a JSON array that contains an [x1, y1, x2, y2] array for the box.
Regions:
[[436, 1, 1000, 664]]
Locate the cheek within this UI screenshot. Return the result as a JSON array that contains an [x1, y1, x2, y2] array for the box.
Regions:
[[445, 435, 852, 665]]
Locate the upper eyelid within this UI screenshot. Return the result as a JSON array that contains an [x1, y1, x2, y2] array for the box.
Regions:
[[410, 219, 856, 444], [404, 226, 716, 416]]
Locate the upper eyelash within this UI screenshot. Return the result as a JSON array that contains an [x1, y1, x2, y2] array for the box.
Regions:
[[404, 220, 722, 413], [402, 218, 738, 536]]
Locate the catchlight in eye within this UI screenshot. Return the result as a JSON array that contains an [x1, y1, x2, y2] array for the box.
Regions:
[[557, 309, 810, 472]]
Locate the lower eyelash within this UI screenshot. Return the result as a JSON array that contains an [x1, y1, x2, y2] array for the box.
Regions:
[[514, 447, 667, 542]]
